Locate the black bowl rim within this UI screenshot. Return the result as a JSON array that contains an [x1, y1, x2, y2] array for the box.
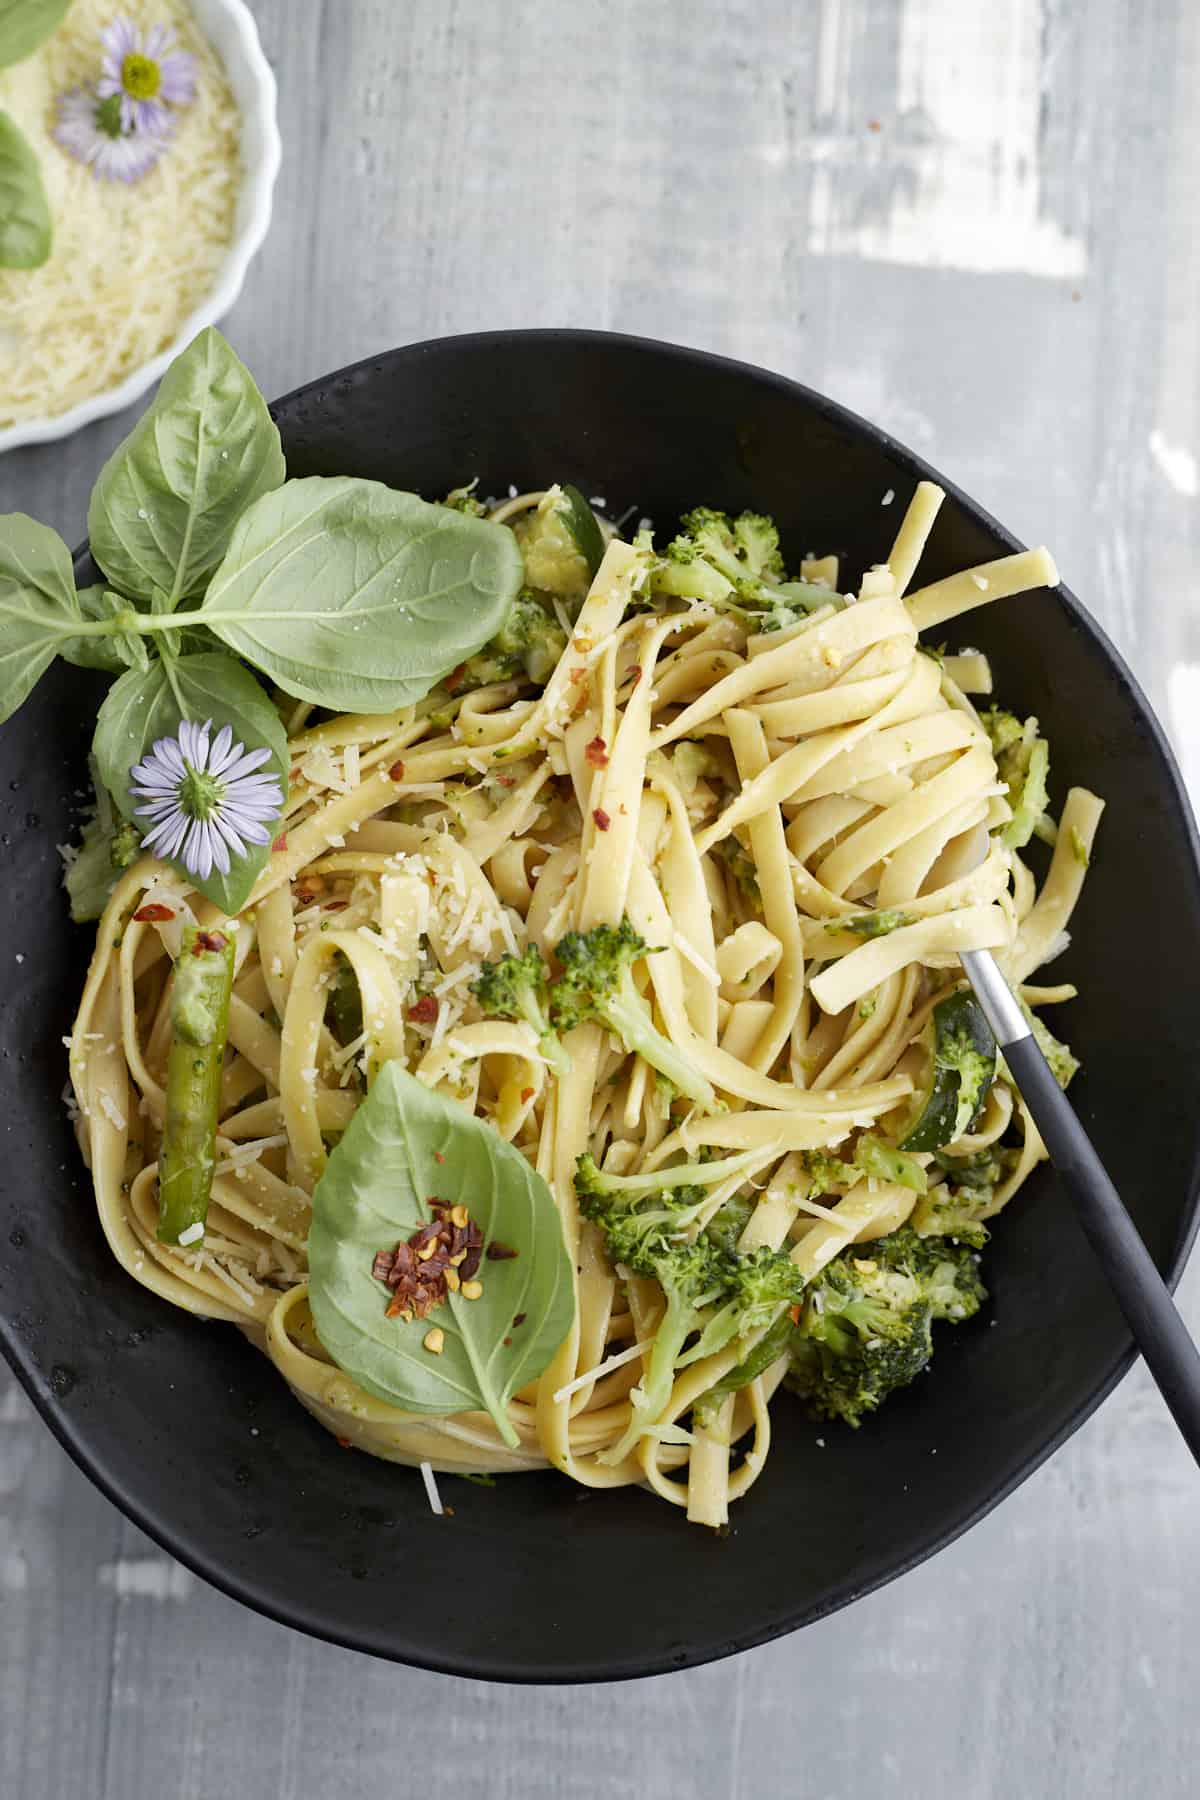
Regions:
[[5, 327, 1200, 1682]]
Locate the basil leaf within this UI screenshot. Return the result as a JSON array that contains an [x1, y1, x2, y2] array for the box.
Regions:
[[308, 1063, 575, 1446], [201, 476, 524, 711], [0, 513, 85, 720], [92, 651, 287, 914], [0, 1, 73, 68], [60, 586, 149, 673], [87, 327, 286, 607], [0, 110, 50, 269]]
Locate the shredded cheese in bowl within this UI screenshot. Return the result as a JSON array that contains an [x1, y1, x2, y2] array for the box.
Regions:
[[0, 0, 248, 434]]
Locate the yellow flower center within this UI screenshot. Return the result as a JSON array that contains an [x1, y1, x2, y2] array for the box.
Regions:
[[121, 53, 161, 101]]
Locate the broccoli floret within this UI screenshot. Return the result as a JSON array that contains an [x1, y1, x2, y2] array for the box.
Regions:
[[799, 1148, 858, 1196], [910, 1147, 1012, 1246], [733, 511, 785, 580], [574, 1149, 757, 1247], [651, 504, 841, 631], [442, 481, 486, 516], [601, 1231, 729, 1463], [863, 1226, 987, 1322], [578, 1154, 805, 1460], [113, 819, 140, 868], [787, 1256, 934, 1428], [454, 590, 568, 690], [471, 945, 570, 1077], [704, 1191, 756, 1257], [550, 918, 715, 1110], [982, 708, 1051, 850], [854, 1133, 928, 1194], [1022, 1005, 1079, 1089], [786, 1227, 987, 1426], [514, 485, 593, 602], [680, 1243, 806, 1368], [575, 1148, 756, 1216], [939, 1008, 998, 1142]]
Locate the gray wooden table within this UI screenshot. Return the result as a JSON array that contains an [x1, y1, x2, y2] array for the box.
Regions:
[[4, 2, 1199, 1794]]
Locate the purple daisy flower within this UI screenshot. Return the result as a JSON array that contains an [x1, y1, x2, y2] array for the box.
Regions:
[[97, 16, 197, 137], [131, 720, 284, 884], [53, 85, 168, 183]]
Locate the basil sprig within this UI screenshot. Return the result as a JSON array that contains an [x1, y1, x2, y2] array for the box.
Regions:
[[0, 328, 524, 911], [309, 1064, 574, 1445]]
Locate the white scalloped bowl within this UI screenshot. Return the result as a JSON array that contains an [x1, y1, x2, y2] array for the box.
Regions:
[[0, 0, 280, 454]]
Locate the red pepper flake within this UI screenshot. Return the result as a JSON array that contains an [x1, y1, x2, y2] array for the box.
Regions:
[[496, 775, 516, 788], [789, 1303, 802, 1325], [133, 903, 175, 923], [272, 833, 288, 853], [374, 1197, 498, 1324], [627, 664, 642, 685], [194, 930, 226, 954], [336, 1436, 352, 1449], [592, 808, 611, 832], [388, 759, 406, 781], [503, 1336, 512, 1347], [486, 1241, 519, 1261], [323, 899, 349, 912], [407, 993, 438, 1024], [520, 1086, 535, 1103], [433, 1151, 445, 1165], [585, 735, 609, 768], [443, 664, 466, 694]]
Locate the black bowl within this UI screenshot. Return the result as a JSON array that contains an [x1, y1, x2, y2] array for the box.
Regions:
[[3, 331, 1199, 1682]]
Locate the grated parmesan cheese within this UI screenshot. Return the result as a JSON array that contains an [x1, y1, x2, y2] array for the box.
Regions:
[[552, 1339, 650, 1405], [97, 1091, 126, 1132], [419, 1460, 444, 1515], [0, 0, 242, 429]]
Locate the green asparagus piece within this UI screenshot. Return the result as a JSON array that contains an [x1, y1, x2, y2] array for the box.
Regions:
[[157, 924, 236, 1246]]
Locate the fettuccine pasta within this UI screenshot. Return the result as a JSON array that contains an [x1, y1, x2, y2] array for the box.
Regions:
[[67, 480, 1100, 1527]]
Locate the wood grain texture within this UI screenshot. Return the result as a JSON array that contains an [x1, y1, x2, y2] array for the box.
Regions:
[[3, 1, 1200, 1795]]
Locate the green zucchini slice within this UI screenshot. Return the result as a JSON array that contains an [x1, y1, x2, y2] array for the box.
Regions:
[[898, 990, 997, 1153]]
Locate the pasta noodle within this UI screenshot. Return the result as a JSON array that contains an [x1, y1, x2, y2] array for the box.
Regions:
[[66, 479, 1100, 1524]]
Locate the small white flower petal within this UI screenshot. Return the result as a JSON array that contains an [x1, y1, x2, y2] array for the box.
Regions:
[[208, 827, 231, 877], [182, 820, 208, 880], [226, 770, 282, 799], [210, 810, 247, 855], [208, 725, 235, 773], [153, 737, 187, 779], [219, 746, 273, 782]]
